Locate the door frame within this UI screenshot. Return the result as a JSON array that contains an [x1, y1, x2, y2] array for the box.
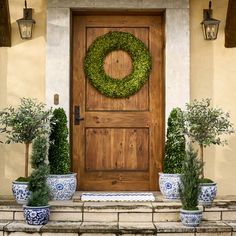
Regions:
[[45, 1, 190, 189]]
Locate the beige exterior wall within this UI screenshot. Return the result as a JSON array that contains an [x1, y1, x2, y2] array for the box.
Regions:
[[0, 0, 46, 195], [0, 0, 236, 196], [190, 0, 236, 195]]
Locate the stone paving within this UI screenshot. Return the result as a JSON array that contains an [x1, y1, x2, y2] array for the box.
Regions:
[[1, 193, 236, 235], [1, 220, 236, 235]]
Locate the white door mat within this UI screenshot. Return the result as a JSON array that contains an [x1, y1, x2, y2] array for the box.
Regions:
[[81, 192, 155, 202]]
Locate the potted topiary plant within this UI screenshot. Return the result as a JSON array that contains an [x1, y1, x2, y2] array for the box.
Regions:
[[184, 98, 234, 206], [0, 98, 52, 204], [23, 135, 50, 225], [179, 144, 203, 227], [47, 108, 76, 200], [159, 107, 186, 200]]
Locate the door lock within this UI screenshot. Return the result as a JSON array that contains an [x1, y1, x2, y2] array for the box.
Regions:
[[74, 105, 84, 125]]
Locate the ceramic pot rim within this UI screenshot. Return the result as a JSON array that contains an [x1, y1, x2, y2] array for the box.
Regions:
[[23, 205, 50, 209], [47, 173, 77, 178], [159, 172, 182, 177], [12, 181, 29, 185], [199, 182, 217, 186], [180, 208, 202, 213]]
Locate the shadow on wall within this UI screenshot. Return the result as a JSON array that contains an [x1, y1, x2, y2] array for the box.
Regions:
[[204, 146, 216, 181], [0, 48, 7, 107], [190, 0, 215, 100], [9, 0, 46, 47], [11, 11, 46, 47], [217, 135, 236, 194], [0, 0, 46, 195], [0, 143, 25, 196]]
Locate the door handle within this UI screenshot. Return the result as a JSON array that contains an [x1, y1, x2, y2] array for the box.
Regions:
[[74, 105, 84, 125]]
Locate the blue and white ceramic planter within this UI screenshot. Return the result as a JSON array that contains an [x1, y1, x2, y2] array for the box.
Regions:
[[47, 173, 77, 200], [198, 182, 217, 206], [180, 209, 202, 227], [23, 205, 50, 225], [159, 173, 182, 200], [12, 181, 30, 204]]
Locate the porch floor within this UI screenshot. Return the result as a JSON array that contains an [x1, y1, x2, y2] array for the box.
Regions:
[[1, 192, 236, 235]]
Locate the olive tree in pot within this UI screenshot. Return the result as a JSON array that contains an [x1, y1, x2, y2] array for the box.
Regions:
[[185, 98, 234, 206], [24, 135, 50, 225], [0, 98, 52, 204], [159, 107, 186, 200], [179, 145, 203, 227], [47, 108, 77, 200]]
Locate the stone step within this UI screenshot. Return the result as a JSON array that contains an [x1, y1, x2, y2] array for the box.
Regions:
[[1, 198, 236, 223], [1, 220, 236, 235], [1, 193, 236, 225]]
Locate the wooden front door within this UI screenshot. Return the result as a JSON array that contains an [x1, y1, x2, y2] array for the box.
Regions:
[[72, 13, 164, 191]]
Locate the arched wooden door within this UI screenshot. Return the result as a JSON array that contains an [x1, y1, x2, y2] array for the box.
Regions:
[[72, 13, 164, 191]]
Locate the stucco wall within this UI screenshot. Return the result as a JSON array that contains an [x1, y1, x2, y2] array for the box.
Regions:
[[0, 0, 46, 195], [190, 0, 236, 195], [0, 0, 236, 196]]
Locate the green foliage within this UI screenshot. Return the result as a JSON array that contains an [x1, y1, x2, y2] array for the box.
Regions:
[[31, 134, 49, 169], [27, 136, 50, 207], [179, 145, 203, 211], [84, 31, 152, 98], [0, 98, 52, 144], [48, 108, 70, 174], [15, 177, 30, 182], [185, 98, 234, 148], [163, 108, 186, 174], [199, 178, 214, 184]]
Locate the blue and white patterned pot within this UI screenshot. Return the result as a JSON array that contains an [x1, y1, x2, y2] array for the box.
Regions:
[[159, 173, 182, 200], [12, 181, 30, 204], [180, 209, 202, 227], [23, 205, 50, 225], [47, 173, 77, 200], [198, 182, 217, 206]]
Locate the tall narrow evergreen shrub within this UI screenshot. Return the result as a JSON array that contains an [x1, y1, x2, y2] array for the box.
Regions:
[[49, 108, 70, 175], [163, 108, 186, 174], [27, 136, 50, 206], [179, 145, 203, 211]]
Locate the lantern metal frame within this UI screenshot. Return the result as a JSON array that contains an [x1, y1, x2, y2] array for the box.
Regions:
[[17, 0, 36, 39], [201, 1, 220, 40]]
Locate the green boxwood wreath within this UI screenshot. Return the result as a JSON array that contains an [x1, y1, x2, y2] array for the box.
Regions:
[[84, 31, 152, 98]]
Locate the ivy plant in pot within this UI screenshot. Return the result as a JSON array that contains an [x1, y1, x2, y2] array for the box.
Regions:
[[47, 108, 77, 200], [184, 98, 234, 206], [24, 135, 50, 225], [0, 98, 52, 204], [179, 145, 203, 227], [159, 107, 186, 200]]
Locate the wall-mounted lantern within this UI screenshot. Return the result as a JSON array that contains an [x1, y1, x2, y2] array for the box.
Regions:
[[201, 1, 220, 40], [17, 0, 36, 39]]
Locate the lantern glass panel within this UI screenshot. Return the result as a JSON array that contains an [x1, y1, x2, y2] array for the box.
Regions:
[[17, 19, 34, 39], [201, 19, 220, 40]]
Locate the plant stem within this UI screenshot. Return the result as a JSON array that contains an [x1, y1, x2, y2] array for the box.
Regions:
[[25, 142, 30, 178], [200, 144, 204, 179]]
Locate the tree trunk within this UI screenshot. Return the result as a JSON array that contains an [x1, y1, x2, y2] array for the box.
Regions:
[[200, 144, 204, 179], [24, 142, 30, 178]]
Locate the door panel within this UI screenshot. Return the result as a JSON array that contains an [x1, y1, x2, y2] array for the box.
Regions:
[[72, 14, 164, 191], [86, 128, 149, 171]]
